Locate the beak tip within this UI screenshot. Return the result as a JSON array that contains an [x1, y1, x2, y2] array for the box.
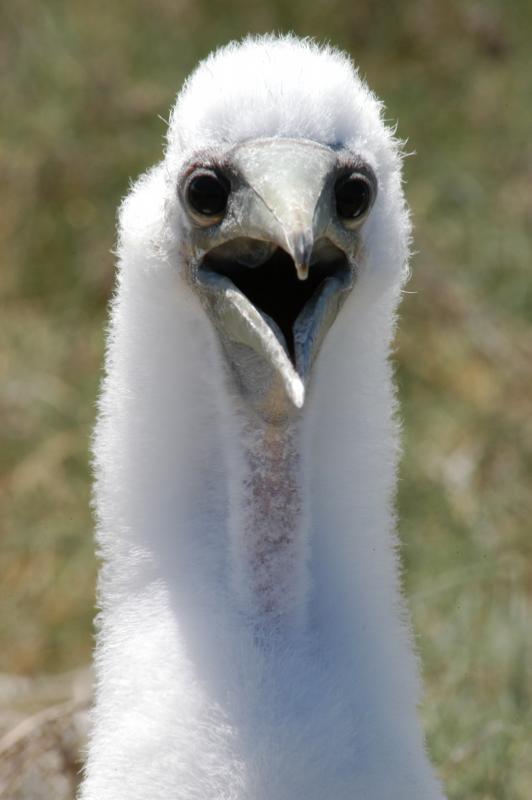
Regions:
[[296, 263, 309, 281], [291, 376, 305, 408], [288, 229, 313, 281]]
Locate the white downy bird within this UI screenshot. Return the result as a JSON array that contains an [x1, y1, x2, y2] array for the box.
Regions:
[[80, 35, 446, 800]]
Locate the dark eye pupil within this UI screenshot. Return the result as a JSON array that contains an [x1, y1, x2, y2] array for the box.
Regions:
[[187, 172, 229, 217], [335, 175, 371, 220]]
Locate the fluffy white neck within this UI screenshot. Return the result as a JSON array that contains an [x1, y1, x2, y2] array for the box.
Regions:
[[80, 253, 444, 799]]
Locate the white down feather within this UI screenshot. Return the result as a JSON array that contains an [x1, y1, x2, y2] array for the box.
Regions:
[[80, 34, 445, 800]]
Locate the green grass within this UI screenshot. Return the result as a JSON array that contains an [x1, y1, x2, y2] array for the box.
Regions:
[[1, 1, 531, 796]]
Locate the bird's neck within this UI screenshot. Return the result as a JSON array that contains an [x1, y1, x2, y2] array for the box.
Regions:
[[87, 281, 445, 799], [227, 415, 309, 630]]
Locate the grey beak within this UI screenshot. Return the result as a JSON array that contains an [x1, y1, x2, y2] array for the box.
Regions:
[[192, 139, 354, 423], [232, 138, 337, 281]]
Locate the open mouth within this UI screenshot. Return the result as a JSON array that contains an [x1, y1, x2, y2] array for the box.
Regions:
[[198, 237, 352, 369]]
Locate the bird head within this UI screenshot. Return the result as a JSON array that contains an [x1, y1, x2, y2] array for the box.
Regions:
[[131, 36, 410, 424], [176, 136, 377, 422]]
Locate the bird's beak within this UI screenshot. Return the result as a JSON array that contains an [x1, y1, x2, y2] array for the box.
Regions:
[[192, 139, 355, 423]]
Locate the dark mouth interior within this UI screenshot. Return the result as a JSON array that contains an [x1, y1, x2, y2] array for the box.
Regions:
[[201, 238, 349, 360]]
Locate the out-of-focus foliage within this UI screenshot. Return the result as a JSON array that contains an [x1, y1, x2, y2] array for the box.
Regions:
[[1, 1, 530, 797]]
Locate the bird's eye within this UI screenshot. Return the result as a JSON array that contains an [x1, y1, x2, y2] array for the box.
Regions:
[[186, 171, 230, 220], [335, 174, 373, 222]]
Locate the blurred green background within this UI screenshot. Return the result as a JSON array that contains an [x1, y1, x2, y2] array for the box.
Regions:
[[1, 0, 531, 797]]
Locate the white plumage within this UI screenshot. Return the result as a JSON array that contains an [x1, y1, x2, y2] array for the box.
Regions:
[[80, 35, 446, 800]]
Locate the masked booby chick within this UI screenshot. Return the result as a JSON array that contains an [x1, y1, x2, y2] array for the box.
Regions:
[[80, 35, 446, 800]]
